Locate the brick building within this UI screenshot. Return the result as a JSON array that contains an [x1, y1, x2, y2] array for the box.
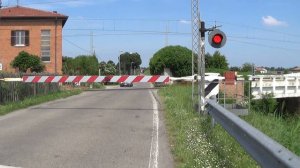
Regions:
[[0, 6, 68, 74]]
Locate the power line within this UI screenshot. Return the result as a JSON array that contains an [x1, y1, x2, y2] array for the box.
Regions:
[[230, 39, 300, 52], [63, 37, 90, 53], [63, 32, 188, 37], [68, 18, 188, 22], [63, 28, 190, 35], [215, 21, 300, 38], [228, 35, 300, 44]]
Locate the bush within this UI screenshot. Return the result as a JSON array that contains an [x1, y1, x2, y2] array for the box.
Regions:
[[251, 93, 278, 115], [11, 51, 45, 73]]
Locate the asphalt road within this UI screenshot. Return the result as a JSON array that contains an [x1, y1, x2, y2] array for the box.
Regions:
[[0, 83, 173, 168]]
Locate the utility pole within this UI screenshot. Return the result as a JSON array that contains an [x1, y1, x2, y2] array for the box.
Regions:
[[165, 21, 169, 47], [17, 0, 19, 6], [118, 56, 121, 75], [90, 31, 94, 55]]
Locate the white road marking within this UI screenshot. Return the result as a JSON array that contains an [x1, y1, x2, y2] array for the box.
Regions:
[[148, 91, 159, 168], [0, 165, 21, 168]]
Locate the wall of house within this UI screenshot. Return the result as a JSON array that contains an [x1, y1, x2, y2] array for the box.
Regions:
[[0, 19, 63, 74]]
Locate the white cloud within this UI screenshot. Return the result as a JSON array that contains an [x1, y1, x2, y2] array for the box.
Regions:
[[179, 19, 191, 25], [262, 16, 288, 27]]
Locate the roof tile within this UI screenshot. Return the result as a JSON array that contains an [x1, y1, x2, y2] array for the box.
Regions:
[[0, 6, 68, 18]]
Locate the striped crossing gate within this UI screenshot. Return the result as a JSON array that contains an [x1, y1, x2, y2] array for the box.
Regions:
[[22, 75, 170, 83]]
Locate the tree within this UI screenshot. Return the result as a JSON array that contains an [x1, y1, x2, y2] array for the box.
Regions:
[[74, 55, 99, 75], [107, 60, 115, 66], [210, 51, 229, 70], [241, 63, 253, 72], [118, 52, 142, 75], [62, 55, 99, 75], [62, 56, 75, 75], [205, 51, 229, 71], [149, 45, 197, 77], [99, 61, 106, 75], [230, 66, 241, 71], [103, 60, 117, 75], [11, 51, 45, 73], [205, 53, 213, 68]]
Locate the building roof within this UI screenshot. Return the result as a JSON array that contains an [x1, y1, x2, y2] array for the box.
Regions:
[[0, 6, 68, 26], [291, 66, 300, 71], [255, 67, 267, 71]]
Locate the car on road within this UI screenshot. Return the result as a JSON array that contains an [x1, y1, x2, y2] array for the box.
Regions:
[[120, 82, 133, 87]]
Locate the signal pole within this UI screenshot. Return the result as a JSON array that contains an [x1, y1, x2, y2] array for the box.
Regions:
[[191, 0, 204, 113], [199, 21, 206, 113], [191, 0, 200, 103], [191, 0, 226, 113]]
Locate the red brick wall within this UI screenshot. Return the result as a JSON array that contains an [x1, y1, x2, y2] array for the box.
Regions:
[[219, 80, 245, 101], [0, 20, 63, 74]]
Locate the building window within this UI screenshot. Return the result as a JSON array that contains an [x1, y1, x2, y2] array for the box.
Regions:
[[41, 30, 51, 62], [11, 30, 29, 46]]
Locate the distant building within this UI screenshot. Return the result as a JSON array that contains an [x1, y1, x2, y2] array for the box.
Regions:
[[0, 6, 68, 74], [290, 66, 300, 73], [255, 67, 268, 74]]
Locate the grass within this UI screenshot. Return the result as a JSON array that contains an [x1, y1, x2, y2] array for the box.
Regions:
[[159, 84, 300, 167], [0, 89, 82, 116], [242, 112, 300, 156]]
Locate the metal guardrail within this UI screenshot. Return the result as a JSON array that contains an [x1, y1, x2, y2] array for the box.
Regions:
[[206, 97, 300, 168]]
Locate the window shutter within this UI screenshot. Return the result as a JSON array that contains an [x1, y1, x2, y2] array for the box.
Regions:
[[25, 31, 30, 46], [11, 31, 16, 46]]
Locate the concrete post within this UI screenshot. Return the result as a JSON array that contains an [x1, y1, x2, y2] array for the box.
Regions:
[[259, 77, 263, 96], [272, 77, 276, 94], [284, 77, 288, 96], [296, 77, 299, 94]]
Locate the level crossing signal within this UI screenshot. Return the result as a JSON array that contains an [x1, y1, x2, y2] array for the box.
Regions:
[[208, 29, 227, 48]]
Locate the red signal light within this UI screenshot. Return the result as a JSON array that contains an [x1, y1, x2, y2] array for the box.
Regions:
[[212, 34, 223, 44], [208, 29, 226, 48]]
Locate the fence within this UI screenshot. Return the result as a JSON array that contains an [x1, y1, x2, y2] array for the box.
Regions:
[[217, 80, 250, 115], [0, 81, 60, 104]]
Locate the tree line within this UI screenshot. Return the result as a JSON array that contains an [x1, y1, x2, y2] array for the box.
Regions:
[[63, 52, 142, 75], [9, 51, 142, 75], [9, 48, 292, 76]]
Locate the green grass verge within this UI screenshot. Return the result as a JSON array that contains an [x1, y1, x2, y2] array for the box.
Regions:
[[0, 89, 82, 116], [159, 84, 300, 167], [242, 112, 300, 156]]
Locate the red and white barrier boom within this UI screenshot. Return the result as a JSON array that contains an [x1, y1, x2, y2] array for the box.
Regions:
[[23, 75, 170, 83]]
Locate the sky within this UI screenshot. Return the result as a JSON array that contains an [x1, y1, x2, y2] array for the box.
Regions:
[[2, 0, 300, 68]]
